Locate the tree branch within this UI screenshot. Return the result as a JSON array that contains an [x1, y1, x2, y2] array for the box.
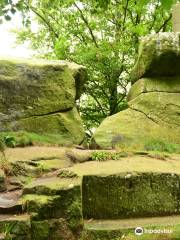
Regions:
[[24, 3, 59, 39], [73, 2, 99, 48], [148, 0, 160, 32], [156, 14, 172, 33], [122, 0, 130, 31]]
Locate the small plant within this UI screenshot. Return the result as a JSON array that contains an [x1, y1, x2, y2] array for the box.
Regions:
[[16, 135, 33, 147], [4, 135, 16, 148], [91, 151, 128, 161], [58, 169, 78, 178], [3, 223, 16, 240], [144, 139, 179, 153], [91, 151, 109, 161]]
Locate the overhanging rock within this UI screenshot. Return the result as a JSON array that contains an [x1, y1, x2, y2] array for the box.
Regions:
[[0, 58, 87, 144]]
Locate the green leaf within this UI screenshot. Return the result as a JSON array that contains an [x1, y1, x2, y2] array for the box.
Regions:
[[160, 0, 174, 10], [10, 8, 16, 14]]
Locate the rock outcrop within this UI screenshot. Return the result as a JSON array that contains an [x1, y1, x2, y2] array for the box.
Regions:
[[92, 33, 180, 150], [0, 58, 87, 144]]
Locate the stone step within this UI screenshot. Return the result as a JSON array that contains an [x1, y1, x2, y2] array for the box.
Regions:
[[23, 176, 81, 195], [83, 215, 180, 240], [0, 190, 23, 214], [21, 177, 82, 221], [0, 214, 31, 239], [82, 172, 180, 219]]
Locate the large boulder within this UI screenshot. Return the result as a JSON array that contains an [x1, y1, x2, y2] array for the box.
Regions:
[[0, 58, 86, 144], [92, 33, 180, 150], [131, 33, 180, 81]]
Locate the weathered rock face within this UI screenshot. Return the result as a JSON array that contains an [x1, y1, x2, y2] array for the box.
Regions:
[[0, 58, 86, 144], [92, 33, 180, 150], [82, 172, 180, 219]]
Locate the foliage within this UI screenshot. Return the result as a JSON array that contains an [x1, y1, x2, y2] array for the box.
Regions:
[[0, 131, 73, 147], [91, 151, 128, 161], [0, 0, 179, 133], [144, 139, 180, 153], [3, 223, 16, 240], [3, 135, 16, 148]]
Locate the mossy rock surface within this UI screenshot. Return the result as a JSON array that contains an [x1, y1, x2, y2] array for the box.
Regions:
[[31, 218, 76, 240], [131, 33, 180, 81], [21, 177, 83, 226], [14, 107, 85, 144], [0, 57, 86, 144], [82, 172, 180, 219], [0, 214, 31, 239], [23, 177, 81, 195], [92, 108, 180, 150], [127, 76, 180, 101], [82, 216, 180, 240]]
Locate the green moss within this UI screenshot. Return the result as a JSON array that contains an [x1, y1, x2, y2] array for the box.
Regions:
[[66, 199, 83, 231], [92, 33, 180, 151], [144, 139, 180, 153], [131, 33, 180, 81], [82, 172, 180, 219], [57, 169, 78, 178], [22, 177, 82, 223], [31, 219, 75, 240], [20, 194, 59, 217], [82, 225, 180, 240], [23, 177, 81, 195], [31, 220, 50, 240], [0, 129, 83, 147], [91, 151, 128, 161], [0, 215, 31, 239], [0, 57, 86, 144], [81, 230, 123, 240], [128, 77, 180, 101], [92, 108, 180, 151], [129, 92, 180, 127]]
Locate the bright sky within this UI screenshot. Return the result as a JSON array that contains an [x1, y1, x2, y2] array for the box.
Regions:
[[0, 13, 34, 58]]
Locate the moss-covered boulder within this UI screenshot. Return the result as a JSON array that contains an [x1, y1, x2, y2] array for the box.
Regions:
[[0, 58, 86, 144], [131, 33, 180, 82], [92, 33, 180, 150], [82, 172, 180, 219]]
